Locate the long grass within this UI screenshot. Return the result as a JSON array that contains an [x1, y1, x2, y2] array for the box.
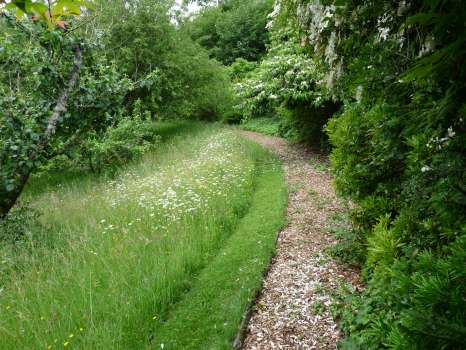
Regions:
[[0, 123, 286, 349]]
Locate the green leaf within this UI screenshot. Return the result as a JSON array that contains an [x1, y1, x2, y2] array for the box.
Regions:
[[406, 13, 441, 26], [11, 0, 27, 13], [31, 3, 48, 16], [52, 0, 82, 16]]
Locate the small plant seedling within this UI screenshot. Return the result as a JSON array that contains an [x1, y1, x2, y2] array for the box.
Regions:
[[308, 156, 330, 172], [311, 301, 326, 315], [289, 181, 302, 194]]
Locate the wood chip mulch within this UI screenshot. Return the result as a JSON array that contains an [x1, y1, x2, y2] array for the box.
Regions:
[[238, 131, 362, 350]]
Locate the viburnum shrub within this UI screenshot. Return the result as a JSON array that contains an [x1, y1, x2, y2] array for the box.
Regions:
[[233, 28, 339, 145]]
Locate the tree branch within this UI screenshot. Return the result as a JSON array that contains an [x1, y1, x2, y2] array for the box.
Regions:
[[34, 45, 83, 157], [0, 45, 83, 218]]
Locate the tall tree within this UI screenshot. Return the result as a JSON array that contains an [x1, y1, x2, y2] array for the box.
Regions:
[[185, 0, 274, 64]]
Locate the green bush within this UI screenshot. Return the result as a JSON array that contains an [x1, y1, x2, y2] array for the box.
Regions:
[[392, 237, 466, 349], [232, 29, 336, 147], [0, 204, 40, 243], [81, 110, 160, 173], [227, 58, 258, 81]]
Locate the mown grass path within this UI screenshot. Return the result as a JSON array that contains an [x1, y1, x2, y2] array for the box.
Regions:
[[238, 131, 361, 350]]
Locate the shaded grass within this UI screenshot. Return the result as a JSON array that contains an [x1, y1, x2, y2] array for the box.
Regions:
[[149, 143, 287, 349], [239, 117, 281, 136], [0, 125, 286, 349]]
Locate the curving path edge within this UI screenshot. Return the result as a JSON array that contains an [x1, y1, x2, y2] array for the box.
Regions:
[[238, 131, 361, 350]]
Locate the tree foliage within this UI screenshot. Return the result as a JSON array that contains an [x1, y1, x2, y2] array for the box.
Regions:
[[0, 5, 108, 216], [185, 0, 274, 64], [0, 0, 93, 28]]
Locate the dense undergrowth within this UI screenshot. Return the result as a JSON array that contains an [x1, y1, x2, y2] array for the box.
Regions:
[[0, 123, 286, 349]]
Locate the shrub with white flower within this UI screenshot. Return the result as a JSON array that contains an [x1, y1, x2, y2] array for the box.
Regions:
[[232, 30, 328, 121], [273, 1, 466, 349]]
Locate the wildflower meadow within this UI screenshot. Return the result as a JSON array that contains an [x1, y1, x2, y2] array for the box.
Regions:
[[0, 126, 286, 349]]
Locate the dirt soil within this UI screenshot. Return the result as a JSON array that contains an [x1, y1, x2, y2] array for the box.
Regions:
[[238, 131, 361, 350]]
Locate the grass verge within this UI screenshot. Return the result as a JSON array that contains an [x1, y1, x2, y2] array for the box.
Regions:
[[0, 125, 286, 349]]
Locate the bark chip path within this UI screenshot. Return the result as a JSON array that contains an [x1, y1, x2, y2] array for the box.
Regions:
[[239, 131, 361, 350]]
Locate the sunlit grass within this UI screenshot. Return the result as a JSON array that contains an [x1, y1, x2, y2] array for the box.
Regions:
[[0, 124, 286, 349]]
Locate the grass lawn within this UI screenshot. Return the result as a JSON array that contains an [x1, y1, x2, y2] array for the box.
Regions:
[[0, 123, 286, 349]]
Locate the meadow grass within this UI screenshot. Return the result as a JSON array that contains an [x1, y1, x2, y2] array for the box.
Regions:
[[0, 123, 286, 349], [22, 120, 203, 199]]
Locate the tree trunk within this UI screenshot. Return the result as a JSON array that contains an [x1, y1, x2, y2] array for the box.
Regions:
[[0, 46, 83, 219]]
